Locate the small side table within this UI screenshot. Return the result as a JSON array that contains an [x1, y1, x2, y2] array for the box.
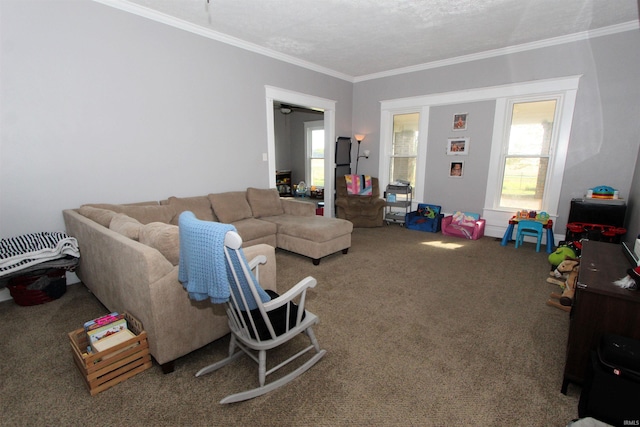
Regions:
[[501, 218, 554, 254]]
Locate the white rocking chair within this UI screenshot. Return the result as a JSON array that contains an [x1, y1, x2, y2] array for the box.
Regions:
[[193, 230, 326, 404]]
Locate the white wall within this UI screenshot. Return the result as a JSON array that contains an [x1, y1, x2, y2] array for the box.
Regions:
[[0, 0, 353, 238], [353, 29, 640, 234]]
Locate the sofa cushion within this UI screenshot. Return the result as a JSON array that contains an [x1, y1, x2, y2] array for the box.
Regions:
[[232, 218, 278, 243], [163, 196, 217, 225], [451, 211, 480, 227], [84, 203, 175, 225], [281, 198, 315, 216], [209, 191, 253, 223], [263, 215, 353, 243], [78, 206, 118, 227], [246, 187, 284, 218], [109, 213, 143, 240], [139, 222, 180, 265]]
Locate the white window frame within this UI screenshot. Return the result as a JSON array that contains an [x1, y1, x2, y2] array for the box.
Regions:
[[305, 120, 324, 187], [489, 95, 563, 212], [379, 107, 429, 209], [483, 85, 578, 234]]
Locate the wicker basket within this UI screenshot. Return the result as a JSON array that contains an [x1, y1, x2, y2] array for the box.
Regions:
[[7, 268, 67, 306]]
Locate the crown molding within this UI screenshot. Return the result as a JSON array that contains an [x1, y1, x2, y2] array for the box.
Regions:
[[92, 0, 355, 82], [354, 21, 640, 82], [93, 1, 637, 85]]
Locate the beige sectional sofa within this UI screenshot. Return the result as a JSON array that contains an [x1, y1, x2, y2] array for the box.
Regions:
[[62, 188, 352, 372]]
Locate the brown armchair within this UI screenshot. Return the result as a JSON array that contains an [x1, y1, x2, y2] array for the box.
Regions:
[[335, 176, 386, 227]]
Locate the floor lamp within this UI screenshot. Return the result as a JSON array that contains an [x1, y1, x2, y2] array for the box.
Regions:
[[354, 134, 369, 174]]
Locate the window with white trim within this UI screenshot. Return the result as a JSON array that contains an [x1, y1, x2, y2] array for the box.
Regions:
[[305, 120, 324, 188], [499, 98, 558, 210], [390, 112, 419, 188]]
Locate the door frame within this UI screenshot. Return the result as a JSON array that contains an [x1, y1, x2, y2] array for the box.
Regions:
[[265, 86, 336, 216]]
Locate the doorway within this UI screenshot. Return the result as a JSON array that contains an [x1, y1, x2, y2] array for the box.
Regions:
[[265, 86, 336, 216]]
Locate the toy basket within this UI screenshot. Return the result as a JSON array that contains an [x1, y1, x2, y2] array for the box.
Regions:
[[7, 268, 67, 306]]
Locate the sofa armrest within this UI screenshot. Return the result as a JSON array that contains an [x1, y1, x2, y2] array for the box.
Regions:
[[474, 219, 486, 239], [281, 198, 315, 216]]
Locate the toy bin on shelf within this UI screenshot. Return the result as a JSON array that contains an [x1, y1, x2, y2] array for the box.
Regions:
[[405, 204, 444, 233], [68, 311, 152, 396]]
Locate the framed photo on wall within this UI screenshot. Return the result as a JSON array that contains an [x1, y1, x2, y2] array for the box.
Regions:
[[453, 113, 467, 131], [447, 137, 469, 155], [449, 161, 464, 178]]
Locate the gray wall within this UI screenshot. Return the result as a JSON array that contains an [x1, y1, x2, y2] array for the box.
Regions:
[[353, 30, 640, 234], [0, 0, 352, 236], [425, 101, 496, 212]]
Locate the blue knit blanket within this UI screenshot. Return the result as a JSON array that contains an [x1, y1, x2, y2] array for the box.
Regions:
[[178, 211, 270, 309]]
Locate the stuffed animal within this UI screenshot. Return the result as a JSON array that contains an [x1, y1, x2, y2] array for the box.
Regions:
[[548, 245, 577, 269], [614, 266, 640, 290], [417, 205, 437, 219], [546, 258, 580, 312]]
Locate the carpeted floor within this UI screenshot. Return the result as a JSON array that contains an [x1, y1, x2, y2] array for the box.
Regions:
[[0, 226, 581, 426]]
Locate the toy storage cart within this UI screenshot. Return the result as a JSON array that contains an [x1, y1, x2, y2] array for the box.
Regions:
[[385, 184, 412, 226]]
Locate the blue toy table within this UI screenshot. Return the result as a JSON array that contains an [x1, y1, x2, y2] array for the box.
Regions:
[[501, 218, 554, 254]]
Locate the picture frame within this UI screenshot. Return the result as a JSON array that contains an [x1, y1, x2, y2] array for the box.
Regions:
[[447, 137, 469, 155], [453, 113, 467, 131], [449, 161, 464, 178]]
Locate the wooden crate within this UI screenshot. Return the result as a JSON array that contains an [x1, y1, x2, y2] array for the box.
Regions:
[[68, 312, 152, 396]]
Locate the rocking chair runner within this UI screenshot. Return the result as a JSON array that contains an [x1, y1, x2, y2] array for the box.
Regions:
[[178, 212, 326, 404]]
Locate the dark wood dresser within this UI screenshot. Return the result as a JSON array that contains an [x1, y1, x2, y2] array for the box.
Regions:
[[561, 240, 640, 394]]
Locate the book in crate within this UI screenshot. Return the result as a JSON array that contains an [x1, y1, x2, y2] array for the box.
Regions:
[[83, 312, 128, 344], [68, 311, 151, 396]]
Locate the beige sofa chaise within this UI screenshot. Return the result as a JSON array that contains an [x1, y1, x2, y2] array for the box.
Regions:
[[62, 188, 352, 372]]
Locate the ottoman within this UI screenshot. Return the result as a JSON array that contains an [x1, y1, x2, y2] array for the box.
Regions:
[[263, 215, 353, 264]]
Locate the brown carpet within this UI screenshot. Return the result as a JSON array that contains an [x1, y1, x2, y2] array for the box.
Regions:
[[0, 226, 580, 426]]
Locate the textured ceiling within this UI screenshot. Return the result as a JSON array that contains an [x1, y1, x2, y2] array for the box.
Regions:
[[110, 0, 639, 79]]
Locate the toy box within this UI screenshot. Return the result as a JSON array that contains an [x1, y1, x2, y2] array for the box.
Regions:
[[406, 204, 443, 233]]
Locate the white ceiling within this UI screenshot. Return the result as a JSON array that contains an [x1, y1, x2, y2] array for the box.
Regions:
[[101, 0, 639, 81]]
